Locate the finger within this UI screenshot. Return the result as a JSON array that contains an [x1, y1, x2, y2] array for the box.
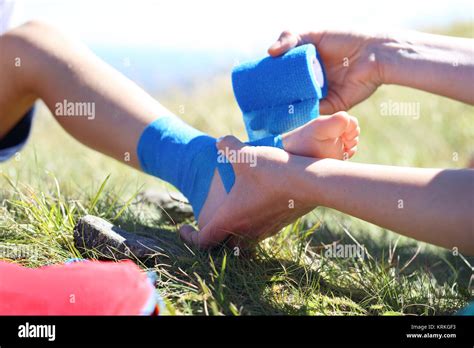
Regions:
[[216, 135, 245, 152], [319, 99, 336, 115], [319, 99, 337, 115], [216, 135, 250, 175], [268, 30, 300, 56], [268, 31, 325, 57], [179, 224, 200, 247], [179, 223, 229, 249], [320, 89, 352, 115]]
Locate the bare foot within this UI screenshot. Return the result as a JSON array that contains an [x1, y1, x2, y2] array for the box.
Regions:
[[282, 111, 360, 160]]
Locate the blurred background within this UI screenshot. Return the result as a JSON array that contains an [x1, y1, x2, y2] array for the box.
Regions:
[[8, 0, 474, 92]]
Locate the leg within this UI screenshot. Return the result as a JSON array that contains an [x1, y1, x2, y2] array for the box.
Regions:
[[0, 21, 160, 168]]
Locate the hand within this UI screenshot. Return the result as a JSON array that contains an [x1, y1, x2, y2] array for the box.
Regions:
[[179, 136, 315, 249], [268, 30, 386, 114]]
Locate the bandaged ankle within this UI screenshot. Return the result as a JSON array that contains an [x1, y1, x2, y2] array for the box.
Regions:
[[232, 44, 327, 141], [137, 116, 283, 219]]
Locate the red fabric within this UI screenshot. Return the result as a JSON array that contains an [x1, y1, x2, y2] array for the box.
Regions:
[[0, 260, 154, 315]]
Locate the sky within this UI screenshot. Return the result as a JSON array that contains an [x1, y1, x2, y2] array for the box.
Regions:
[[11, 0, 474, 53]]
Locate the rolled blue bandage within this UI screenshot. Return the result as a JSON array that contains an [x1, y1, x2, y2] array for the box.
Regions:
[[232, 44, 328, 141], [137, 116, 283, 219]]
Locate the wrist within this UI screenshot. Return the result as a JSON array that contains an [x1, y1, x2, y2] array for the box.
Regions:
[[369, 32, 408, 86], [369, 30, 474, 103], [372, 30, 446, 86]]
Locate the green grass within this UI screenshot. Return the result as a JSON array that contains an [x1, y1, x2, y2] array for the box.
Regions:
[[0, 22, 473, 315]]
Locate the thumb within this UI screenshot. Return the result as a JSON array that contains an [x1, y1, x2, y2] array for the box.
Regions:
[[319, 96, 338, 115], [268, 30, 300, 57], [179, 224, 200, 247], [179, 222, 230, 250], [216, 135, 245, 153], [216, 135, 253, 176]]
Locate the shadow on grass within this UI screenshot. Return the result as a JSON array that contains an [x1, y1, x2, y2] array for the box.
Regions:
[[308, 217, 473, 289], [88, 205, 470, 315], [95, 212, 369, 315]]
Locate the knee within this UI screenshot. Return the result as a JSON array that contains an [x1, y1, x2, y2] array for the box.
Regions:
[[18, 19, 50, 32], [2, 19, 60, 48]]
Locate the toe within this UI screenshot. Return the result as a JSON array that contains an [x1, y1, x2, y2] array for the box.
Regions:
[[344, 125, 360, 141], [343, 136, 359, 150], [343, 116, 359, 138], [345, 146, 358, 159]]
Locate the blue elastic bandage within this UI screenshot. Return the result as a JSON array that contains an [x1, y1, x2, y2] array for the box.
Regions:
[[232, 44, 328, 141], [456, 301, 474, 315], [137, 116, 283, 219]]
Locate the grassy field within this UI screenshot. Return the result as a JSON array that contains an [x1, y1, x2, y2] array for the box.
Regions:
[[0, 23, 473, 315]]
